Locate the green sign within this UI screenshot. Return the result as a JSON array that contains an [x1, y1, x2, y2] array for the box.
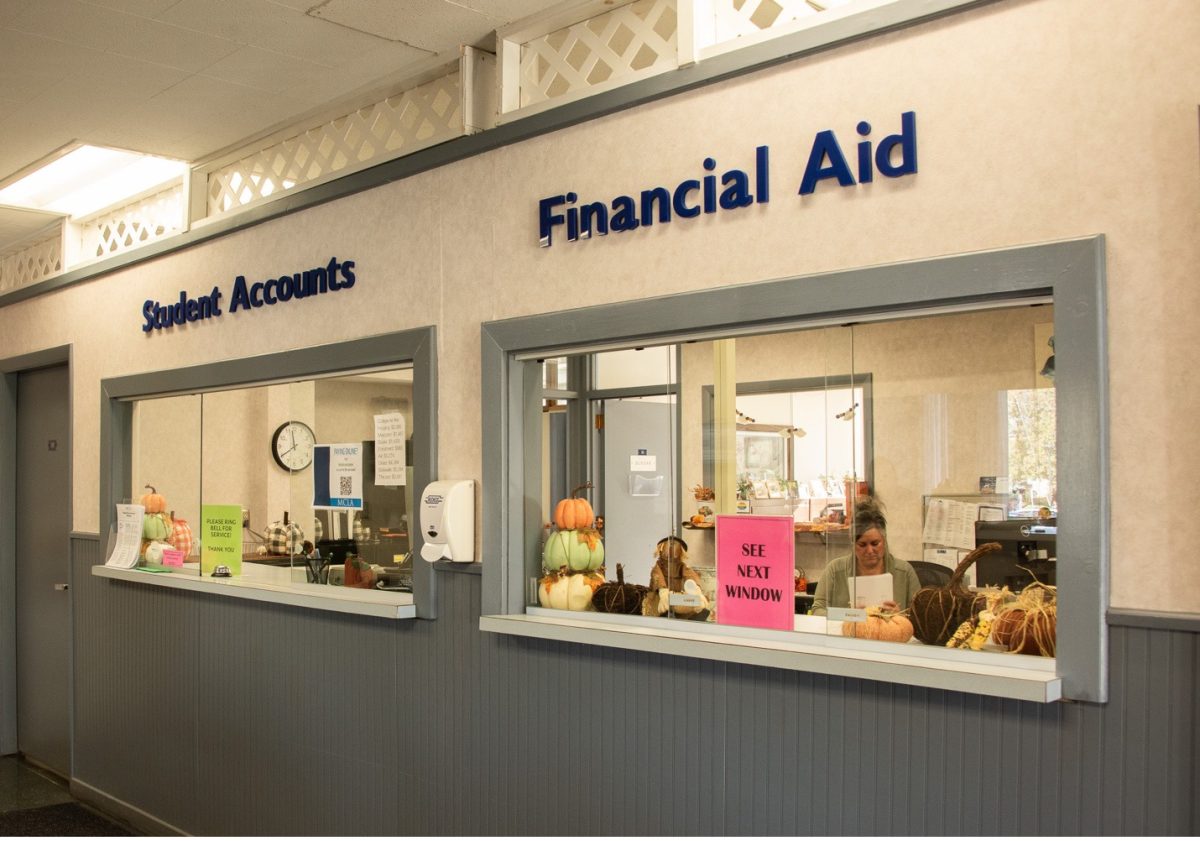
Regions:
[[201, 504, 243, 576]]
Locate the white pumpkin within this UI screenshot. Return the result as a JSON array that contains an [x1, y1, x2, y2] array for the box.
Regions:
[[143, 540, 173, 564], [537, 571, 603, 611]]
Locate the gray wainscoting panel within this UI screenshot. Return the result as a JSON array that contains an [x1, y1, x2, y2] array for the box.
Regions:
[[71, 537, 1197, 836]]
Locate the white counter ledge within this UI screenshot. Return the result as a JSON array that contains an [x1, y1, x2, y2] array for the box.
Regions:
[[92, 562, 417, 620], [481, 609, 1061, 703]]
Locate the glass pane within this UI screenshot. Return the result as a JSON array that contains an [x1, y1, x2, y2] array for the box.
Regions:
[[305, 368, 414, 591], [595, 346, 676, 390], [130, 393, 202, 576], [200, 385, 270, 579]]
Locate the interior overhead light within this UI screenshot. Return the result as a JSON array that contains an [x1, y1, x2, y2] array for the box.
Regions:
[[0, 145, 188, 219]]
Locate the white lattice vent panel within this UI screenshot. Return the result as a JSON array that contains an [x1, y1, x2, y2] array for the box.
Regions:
[[518, 0, 678, 109], [82, 182, 185, 260], [710, 0, 856, 45], [206, 71, 464, 217], [0, 234, 62, 293]]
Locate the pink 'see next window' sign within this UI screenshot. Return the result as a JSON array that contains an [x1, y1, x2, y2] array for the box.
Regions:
[[716, 514, 795, 630]]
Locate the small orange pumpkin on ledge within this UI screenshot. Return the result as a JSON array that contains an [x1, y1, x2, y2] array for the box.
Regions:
[[554, 482, 595, 530]]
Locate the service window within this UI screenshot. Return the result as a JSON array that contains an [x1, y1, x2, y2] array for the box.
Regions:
[[126, 368, 414, 589], [99, 329, 436, 618], [482, 239, 1106, 701], [525, 306, 1057, 657]]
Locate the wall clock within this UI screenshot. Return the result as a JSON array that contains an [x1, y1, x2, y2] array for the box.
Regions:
[[271, 420, 315, 471]]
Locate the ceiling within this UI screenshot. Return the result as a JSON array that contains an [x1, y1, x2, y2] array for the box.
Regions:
[[0, 0, 567, 254]]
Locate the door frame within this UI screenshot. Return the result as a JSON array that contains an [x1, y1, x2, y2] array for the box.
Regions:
[[0, 345, 72, 760]]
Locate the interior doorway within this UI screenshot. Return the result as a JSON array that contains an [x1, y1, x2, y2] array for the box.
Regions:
[[1, 356, 71, 778]]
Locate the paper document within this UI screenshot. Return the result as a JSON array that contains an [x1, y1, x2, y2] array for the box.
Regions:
[[105, 504, 144, 569], [846, 572, 893, 609], [373, 412, 407, 486]]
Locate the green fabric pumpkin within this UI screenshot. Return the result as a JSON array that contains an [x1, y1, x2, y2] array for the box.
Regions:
[[142, 512, 171, 541], [542, 528, 605, 572]]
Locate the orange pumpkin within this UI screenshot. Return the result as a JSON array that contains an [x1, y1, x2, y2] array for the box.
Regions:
[[140, 485, 167, 514], [554, 483, 595, 530], [841, 609, 914, 643]]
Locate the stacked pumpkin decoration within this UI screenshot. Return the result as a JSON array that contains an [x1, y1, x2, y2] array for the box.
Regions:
[[139, 485, 174, 561], [538, 483, 604, 611]]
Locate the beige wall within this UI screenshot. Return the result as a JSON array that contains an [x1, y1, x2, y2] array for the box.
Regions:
[[2, 0, 1197, 611]]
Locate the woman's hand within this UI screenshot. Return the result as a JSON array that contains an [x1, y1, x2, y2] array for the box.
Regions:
[[881, 599, 900, 612]]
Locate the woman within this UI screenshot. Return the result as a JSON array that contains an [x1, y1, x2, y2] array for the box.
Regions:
[[811, 498, 920, 616]]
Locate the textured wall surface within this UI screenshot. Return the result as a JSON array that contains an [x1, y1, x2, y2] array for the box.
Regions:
[[0, 0, 1196, 611], [72, 536, 1197, 836]]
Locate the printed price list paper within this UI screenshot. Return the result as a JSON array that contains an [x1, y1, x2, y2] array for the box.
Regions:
[[373, 412, 407, 486], [105, 504, 144, 569]]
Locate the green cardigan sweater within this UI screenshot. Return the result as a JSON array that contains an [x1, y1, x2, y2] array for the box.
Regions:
[[810, 551, 921, 616]]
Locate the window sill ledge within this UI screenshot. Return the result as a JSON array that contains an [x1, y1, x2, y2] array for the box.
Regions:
[[92, 564, 417, 620], [480, 610, 1061, 703]]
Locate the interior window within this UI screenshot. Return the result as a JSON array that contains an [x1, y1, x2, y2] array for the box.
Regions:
[[528, 304, 1059, 661], [126, 367, 415, 593]]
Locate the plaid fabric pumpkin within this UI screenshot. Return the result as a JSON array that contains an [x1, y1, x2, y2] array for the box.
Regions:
[[167, 517, 194, 556], [265, 520, 305, 555], [353, 514, 370, 542]]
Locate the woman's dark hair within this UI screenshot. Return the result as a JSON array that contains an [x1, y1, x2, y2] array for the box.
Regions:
[[852, 497, 887, 538]]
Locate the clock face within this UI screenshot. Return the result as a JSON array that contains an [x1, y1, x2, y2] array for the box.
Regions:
[[271, 421, 315, 471]]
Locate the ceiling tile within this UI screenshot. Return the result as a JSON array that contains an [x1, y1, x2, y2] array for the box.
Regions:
[[309, 0, 501, 51], [0, 0, 38, 27], [200, 44, 342, 94], [79, 0, 188, 16], [0, 30, 88, 103], [9, 0, 241, 73], [155, 0, 422, 67], [0, 207, 62, 249]]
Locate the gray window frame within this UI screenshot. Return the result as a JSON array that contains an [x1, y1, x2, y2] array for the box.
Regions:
[[99, 328, 440, 619], [481, 237, 1108, 702]]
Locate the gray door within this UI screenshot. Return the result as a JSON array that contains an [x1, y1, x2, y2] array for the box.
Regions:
[[16, 364, 70, 775], [601, 399, 675, 588]]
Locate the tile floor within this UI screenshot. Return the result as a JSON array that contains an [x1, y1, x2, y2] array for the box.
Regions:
[[0, 755, 136, 835]]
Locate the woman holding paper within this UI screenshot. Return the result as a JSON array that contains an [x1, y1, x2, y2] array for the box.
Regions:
[[810, 498, 921, 616]]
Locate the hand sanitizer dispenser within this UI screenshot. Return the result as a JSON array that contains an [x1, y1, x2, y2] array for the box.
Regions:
[[419, 480, 475, 563]]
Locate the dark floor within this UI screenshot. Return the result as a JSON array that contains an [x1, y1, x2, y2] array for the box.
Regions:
[[0, 755, 136, 836]]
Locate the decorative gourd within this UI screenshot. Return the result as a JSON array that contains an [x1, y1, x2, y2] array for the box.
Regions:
[[140, 485, 167, 514], [592, 564, 648, 614], [538, 569, 604, 611], [543, 528, 605, 572], [841, 607, 914, 643], [264, 519, 305, 555], [142, 512, 171, 541], [992, 581, 1057, 656], [910, 542, 1000, 646], [167, 512, 194, 557], [554, 483, 595, 530], [344, 555, 377, 589], [143, 540, 173, 565]]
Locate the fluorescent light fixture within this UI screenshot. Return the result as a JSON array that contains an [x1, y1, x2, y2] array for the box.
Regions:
[[0, 145, 188, 219]]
